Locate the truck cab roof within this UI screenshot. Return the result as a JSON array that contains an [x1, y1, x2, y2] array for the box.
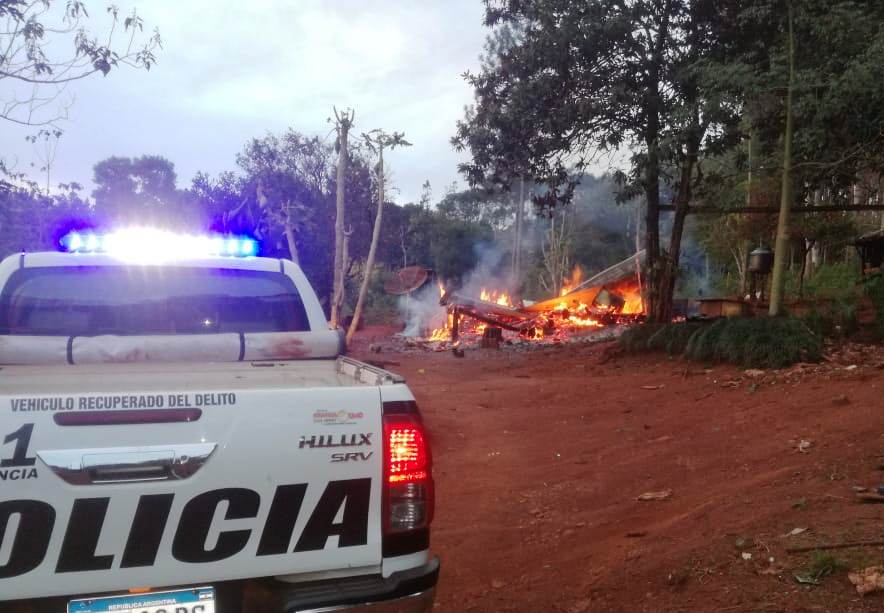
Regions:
[[0, 251, 340, 365]]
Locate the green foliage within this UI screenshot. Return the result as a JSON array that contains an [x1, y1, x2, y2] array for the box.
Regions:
[[647, 322, 706, 355], [806, 551, 849, 581], [683, 317, 822, 369], [619, 323, 666, 353], [1, 1, 161, 127], [799, 306, 853, 339], [790, 262, 861, 298], [436, 187, 512, 231], [398, 203, 495, 285], [0, 182, 91, 254], [357, 268, 400, 325], [683, 319, 730, 363], [92, 156, 189, 226], [625, 317, 823, 369], [862, 273, 884, 340]]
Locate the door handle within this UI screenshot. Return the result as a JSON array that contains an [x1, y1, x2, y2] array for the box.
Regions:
[[38, 443, 217, 485]]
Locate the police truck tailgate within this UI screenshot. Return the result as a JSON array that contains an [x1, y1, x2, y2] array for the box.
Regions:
[[0, 359, 386, 600]]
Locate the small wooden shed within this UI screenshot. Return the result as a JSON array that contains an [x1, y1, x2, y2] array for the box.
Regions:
[[855, 230, 884, 276]]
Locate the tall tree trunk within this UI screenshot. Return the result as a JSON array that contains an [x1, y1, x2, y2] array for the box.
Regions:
[[644, 106, 663, 320], [656, 96, 701, 322], [769, 1, 795, 317], [746, 127, 759, 207], [342, 227, 352, 288], [283, 211, 300, 265], [331, 111, 352, 329], [512, 174, 525, 289], [347, 146, 385, 346], [643, 3, 673, 322], [283, 202, 301, 264], [798, 242, 810, 298]]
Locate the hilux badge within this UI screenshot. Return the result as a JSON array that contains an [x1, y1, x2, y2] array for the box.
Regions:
[[298, 433, 372, 449]]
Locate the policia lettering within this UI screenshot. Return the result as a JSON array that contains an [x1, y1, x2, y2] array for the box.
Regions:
[[0, 478, 370, 578]]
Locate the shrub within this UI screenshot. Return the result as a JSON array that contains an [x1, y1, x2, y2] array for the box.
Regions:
[[684, 317, 822, 369], [619, 322, 665, 353], [647, 322, 706, 355], [623, 317, 822, 369], [684, 318, 729, 363], [807, 551, 848, 580]]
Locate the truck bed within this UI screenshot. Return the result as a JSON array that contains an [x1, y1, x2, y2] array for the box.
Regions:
[[0, 357, 404, 395]]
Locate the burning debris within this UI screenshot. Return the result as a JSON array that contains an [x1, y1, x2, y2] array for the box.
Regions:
[[420, 252, 646, 351]]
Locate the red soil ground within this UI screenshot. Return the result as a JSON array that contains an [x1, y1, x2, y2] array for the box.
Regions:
[[352, 328, 884, 613]]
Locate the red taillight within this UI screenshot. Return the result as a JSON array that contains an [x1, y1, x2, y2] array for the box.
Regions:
[[383, 413, 434, 539], [388, 424, 429, 484]]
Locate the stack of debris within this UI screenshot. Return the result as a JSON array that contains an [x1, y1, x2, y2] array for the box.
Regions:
[[434, 252, 646, 348]]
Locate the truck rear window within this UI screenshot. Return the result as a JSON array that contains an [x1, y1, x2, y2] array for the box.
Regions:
[[0, 266, 310, 336]]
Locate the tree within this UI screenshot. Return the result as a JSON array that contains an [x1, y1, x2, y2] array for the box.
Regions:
[[537, 205, 574, 296], [710, 0, 884, 311], [1, 1, 160, 128], [456, 0, 741, 321], [92, 155, 185, 225], [234, 130, 334, 265], [346, 129, 411, 345], [0, 178, 90, 255], [435, 187, 513, 231], [331, 108, 354, 329], [453, 22, 534, 284], [191, 129, 373, 308], [768, 1, 796, 315]]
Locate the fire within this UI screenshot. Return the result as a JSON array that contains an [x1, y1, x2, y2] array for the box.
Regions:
[[607, 279, 644, 314], [560, 265, 584, 296], [421, 266, 644, 349], [429, 311, 454, 341], [480, 289, 513, 307], [428, 327, 450, 342], [549, 300, 604, 329]]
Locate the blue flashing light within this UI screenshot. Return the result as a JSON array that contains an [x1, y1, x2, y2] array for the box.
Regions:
[[86, 234, 101, 252], [240, 239, 257, 256], [59, 228, 259, 261], [66, 233, 83, 251]]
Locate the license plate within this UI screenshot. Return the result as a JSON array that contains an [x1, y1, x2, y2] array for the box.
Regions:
[[68, 586, 215, 613]]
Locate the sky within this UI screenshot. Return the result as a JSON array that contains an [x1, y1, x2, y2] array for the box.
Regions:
[[3, 0, 489, 204]]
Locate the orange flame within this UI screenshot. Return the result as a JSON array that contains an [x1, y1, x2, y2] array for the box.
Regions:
[[422, 273, 643, 345], [479, 289, 513, 307], [607, 279, 644, 314], [560, 265, 584, 296]]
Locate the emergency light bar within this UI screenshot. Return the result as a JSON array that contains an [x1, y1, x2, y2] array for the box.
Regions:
[[60, 228, 258, 262]]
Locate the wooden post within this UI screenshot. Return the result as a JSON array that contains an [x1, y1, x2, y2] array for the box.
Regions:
[[451, 308, 461, 343]]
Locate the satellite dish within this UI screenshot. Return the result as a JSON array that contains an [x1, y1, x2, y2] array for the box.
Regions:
[[384, 266, 430, 295]]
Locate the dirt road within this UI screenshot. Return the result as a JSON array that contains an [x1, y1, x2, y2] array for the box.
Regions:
[[354, 333, 884, 612]]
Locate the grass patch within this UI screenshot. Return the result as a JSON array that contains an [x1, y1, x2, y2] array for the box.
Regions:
[[807, 551, 849, 580], [619, 322, 665, 353], [624, 317, 822, 369], [647, 322, 706, 355]]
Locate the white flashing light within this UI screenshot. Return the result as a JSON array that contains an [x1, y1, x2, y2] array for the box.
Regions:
[[61, 228, 259, 263]]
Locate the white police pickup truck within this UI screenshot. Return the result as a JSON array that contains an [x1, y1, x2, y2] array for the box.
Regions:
[[0, 229, 437, 613]]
